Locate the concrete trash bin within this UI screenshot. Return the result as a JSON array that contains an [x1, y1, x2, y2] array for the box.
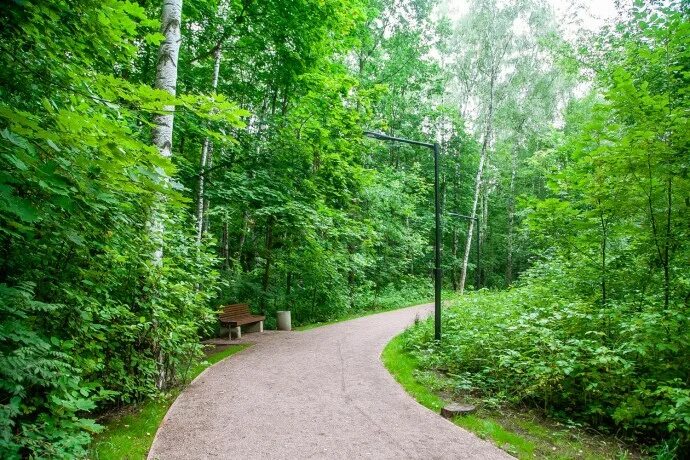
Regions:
[[277, 311, 292, 331]]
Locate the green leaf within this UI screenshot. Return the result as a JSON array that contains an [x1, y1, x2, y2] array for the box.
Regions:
[[47, 139, 61, 151], [3, 154, 28, 171], [3, 196, 38, 222], [1, 128, 35, 154]]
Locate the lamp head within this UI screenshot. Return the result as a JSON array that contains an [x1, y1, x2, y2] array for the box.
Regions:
[[363, 130, 389, 140]]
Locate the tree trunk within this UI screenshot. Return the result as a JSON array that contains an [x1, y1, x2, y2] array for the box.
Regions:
[[347, 242, 357, 308], [479, 189, 489, 287], [663, 176, 672, 310], [221, 217, 229, 270], [152, 0, 182, 160], [459, 72, 494, 294], [235, 210, 250, 268], [260, 217, 274, 314], [150, 0, 183, 390], [202, 149, 212, 235], [598, 202, 608, 309], [196, 45, 222, 243], [505, 150, 517, 285], [451, 226, 458, 291], [645, 164, 671, 310], [151, 0, 183, 263], [178, 135, 185, 158]]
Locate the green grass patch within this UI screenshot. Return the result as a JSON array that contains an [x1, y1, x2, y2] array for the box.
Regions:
[[381, 333, 638, 459], [454, 415, 537, 458], [380, 330, 444, 412], [89, 344, 249, 460]]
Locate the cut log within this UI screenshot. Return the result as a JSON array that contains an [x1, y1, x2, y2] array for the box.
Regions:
[[441, 403, 476, 419]]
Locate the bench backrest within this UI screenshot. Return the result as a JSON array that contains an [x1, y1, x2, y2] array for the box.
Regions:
[[218, 303, 251, 322]]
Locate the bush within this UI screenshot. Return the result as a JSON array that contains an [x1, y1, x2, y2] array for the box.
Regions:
[[403, 271, 690, 452], [0, 215, 219, 458], [0, 283, 101, 458]]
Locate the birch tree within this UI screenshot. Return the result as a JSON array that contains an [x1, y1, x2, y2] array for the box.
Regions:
[[452, 0, 514, 293], [151, 0, 183, 264], [152, 0, 183, 162], [452, 0, 564, 292], [196, 45, 222, 243], [151, 0, 183, 389], [458, 75, 493, 294]]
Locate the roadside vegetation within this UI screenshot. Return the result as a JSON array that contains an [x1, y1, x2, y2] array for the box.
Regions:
[[383, 331, 640, 459], [397, 290, 688, 457], [295, 289, 434, 331], [89, 344, 248, 460], [1, 0, 687, 457]]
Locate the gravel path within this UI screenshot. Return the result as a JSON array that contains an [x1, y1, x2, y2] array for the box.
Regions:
[[148, 304, 512, 459]]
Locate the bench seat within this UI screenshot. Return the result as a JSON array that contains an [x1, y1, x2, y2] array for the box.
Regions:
[[218, 303, 265, 339]]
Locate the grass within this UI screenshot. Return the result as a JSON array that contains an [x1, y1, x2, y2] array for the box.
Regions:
[[89, 344, 249, 460], [381, 333, 639, 460], [380, 331, 445, 412], [295, 304, 424, 331]]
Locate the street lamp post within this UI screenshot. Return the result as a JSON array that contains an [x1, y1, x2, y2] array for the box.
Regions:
[[447, 212, 480, 290], [363, 131, 442, 342]]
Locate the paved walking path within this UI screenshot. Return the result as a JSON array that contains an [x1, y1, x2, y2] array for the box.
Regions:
[[148, 304, 512, 459]]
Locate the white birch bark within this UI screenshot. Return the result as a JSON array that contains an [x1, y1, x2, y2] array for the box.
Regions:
[[150, 0, 183, 390], [458, 143, 487, 294], [152, 0, 182, 158], [506, 148, 517, 285], [196, 45, 222, 243], [151, 0, 183, 264], [459, 71, 494, 294]]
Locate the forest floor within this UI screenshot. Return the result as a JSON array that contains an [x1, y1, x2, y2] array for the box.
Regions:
[[147, 304, 510, 459], [382, 334, 643, 459]]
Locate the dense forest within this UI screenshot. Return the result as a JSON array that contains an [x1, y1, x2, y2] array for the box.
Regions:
[[0, 0, 688, 457]]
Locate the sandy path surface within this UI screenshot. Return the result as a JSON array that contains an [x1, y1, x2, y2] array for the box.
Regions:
[[148, 304, 512, 459]]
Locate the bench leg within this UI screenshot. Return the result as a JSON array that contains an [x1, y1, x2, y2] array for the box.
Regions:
[[230, 326, 241, 340], [245, 321, 263, 334]]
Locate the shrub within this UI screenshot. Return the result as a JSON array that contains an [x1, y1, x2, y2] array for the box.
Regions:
[[403, 276, 690, 451]]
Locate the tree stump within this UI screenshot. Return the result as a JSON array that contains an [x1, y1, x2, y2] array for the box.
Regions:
[[441, 403, 476, 419]]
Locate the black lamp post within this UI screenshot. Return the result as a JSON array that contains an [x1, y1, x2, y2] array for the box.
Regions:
[[363, 131, 442, 342], [447, 212, 480, 290]]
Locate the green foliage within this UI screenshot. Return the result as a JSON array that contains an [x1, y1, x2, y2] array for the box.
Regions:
[[0, 283, 101, 458], [403, 1, 690, 454], [89, 344, 249, 460], [197, 0, 445, 330], [1, 0, 687, 455], [385, 331, 636, 459], [0, 0, 232, 456], [0, 0, 445, 455], [406, 284, 690, 451]]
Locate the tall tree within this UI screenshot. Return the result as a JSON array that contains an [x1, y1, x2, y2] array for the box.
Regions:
[[451, 0, 514, 293], [196, 45, 222, 243], [151, 0, 183, 263]]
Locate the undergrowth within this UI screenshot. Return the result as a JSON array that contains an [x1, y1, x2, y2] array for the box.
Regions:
[[401, 288, 689, 457]]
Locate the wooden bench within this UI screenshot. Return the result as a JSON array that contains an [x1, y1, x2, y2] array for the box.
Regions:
[[218, 303, 265, 339]]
